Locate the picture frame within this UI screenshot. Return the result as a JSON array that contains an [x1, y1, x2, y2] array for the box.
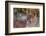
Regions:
[[5, 1, 45, 35]]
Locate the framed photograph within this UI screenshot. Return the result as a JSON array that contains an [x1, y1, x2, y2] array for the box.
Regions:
[[5, 1, 45, 35]]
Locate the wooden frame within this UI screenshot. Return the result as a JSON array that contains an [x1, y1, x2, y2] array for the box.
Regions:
[[5, 1, 45, 35]]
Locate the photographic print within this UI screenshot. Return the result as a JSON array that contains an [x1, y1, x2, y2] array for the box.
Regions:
[[5, 1, 45, 35], [14, 8, 39, 28]]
